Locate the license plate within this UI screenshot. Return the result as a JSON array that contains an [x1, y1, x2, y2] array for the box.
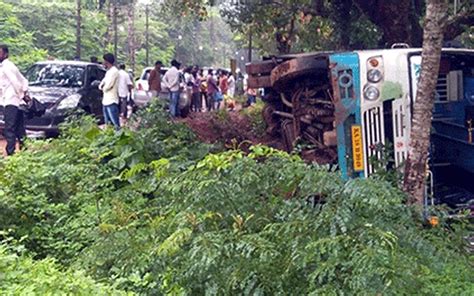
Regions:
[[351, 125, 364, 172]]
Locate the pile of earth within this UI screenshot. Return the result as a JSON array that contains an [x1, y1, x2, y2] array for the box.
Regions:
[[181, 108, 336, 164], [181, 109, 283, 151]]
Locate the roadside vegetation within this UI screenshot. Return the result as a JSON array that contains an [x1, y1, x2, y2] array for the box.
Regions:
[[0, 102, 472, 295]]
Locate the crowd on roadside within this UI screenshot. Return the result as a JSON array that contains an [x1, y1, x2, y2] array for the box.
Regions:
[[147, 59, 259, 117], [1, 44, 259, 155]]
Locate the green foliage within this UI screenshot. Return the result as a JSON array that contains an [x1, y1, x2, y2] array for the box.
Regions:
[[0, 101, 209, 264], [0, 239, 131, 295], [220, 0, 382, 54], [368, 142, 404, 187], [241, 99, 267, 137], [0, 1, 48, 71], [0, 101, 472, 295]]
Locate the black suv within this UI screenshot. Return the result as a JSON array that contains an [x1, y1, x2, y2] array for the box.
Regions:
[[0, 60, 106, 136]]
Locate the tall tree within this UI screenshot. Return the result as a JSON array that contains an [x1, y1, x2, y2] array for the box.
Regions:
[[127, 0, 136, 71], [76, 0, 82, 58], [403, 0, 449, 204], [113, 0, 118, 57]]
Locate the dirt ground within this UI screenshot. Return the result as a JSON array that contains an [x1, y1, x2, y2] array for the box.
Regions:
[[181, 107, 336, 164], [181, 109, 284, 151]]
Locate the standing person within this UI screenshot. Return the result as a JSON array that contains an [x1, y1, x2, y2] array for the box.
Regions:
[[0, 44, 29, 155], [206, 68, 218, 111], [99, 53, 120, 130], [246, 87, 257, 107], [219, 71, 228, 96], [215, 71, 228, 110], [227, 72, 235, 99], [184, 66, 194, 111], [118, 64, 133, 121], [198, 69, 207, 112], [148, 60, 162, 98], [162, 59, 181, 117], [191, 67, 201, 112]]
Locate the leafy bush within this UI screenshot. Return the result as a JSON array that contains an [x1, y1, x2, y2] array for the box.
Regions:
[[0, 102, 472, 295], [0, 240, 131, 295], [0, 101, 209, 263], [241, 100, 267, 137], [73, 147, 474, 295]]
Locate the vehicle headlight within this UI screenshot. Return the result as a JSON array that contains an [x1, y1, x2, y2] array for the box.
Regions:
[[367, 69, 383, 83], [57, 94, 81, 110], [364, 85, 380, 101]]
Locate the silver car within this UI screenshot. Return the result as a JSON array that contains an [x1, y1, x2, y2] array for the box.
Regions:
[[134, 67, 190, 117]]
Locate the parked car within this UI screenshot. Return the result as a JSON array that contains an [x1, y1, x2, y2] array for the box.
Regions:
[[134, 67, 190, 117], [0, 60, 106, 137]]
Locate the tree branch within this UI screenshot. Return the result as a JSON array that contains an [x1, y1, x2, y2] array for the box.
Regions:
[[444, 12, 474, 41]]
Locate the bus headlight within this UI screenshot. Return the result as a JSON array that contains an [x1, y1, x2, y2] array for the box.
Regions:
[[367, 69, 383, 83], [364, 85, 380, 101]]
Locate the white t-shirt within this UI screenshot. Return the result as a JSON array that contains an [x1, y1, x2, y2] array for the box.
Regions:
[[227, 75, 235, 97], [162, 66, 180, 92], [99, 66, 119, 106], [118, 69, 132, 98], [0, 59, 28, 107]]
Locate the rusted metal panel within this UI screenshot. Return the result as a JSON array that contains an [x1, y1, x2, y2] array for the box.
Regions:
[[247, 75, 272, 88], [245, 60, 277, 75], [270, 56, 329, 90]]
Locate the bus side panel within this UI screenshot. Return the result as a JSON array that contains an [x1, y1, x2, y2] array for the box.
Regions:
[[329, 53, 363, 179]]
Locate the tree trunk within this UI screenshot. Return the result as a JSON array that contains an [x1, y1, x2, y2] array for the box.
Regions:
[[76, 0, 81, 59], [403, 0, 448, 205], [248, 29, 252, 62], [113, 0, 118, 58], [127, 1, 136, 72], [104, 0, 112, 50]]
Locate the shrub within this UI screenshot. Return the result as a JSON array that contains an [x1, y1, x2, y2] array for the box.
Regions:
[[0, 241, 131, 295], [0, 102, 472, 295]]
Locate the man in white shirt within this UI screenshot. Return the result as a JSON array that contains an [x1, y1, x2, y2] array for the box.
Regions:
[[227, 73, 235, 98], [118, 64, 133, 120], [0, 44, 29, 155], [99, 53, 120, 130], [162, 59, 181, 117]]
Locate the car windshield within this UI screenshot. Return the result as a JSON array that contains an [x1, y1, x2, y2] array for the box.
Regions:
[[26, 64, 85, 88]]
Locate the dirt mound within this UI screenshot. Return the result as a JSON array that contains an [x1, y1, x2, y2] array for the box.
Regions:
[[181, 110, 284, 151], [182, 105, 336, 165]]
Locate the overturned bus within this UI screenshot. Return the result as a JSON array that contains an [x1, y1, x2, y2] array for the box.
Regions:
[[247, 47, 474, 206]]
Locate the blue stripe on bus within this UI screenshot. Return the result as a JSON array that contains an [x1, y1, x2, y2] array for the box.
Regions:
[[329, 53, 362, 179]]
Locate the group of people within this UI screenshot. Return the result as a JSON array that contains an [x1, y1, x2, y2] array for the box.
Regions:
[[146, 59, 184, 117], [0, 48, 131, 156], [147, 59, 256, 117], [184, 67, 236, 112], [0, 42, 257, 155]]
